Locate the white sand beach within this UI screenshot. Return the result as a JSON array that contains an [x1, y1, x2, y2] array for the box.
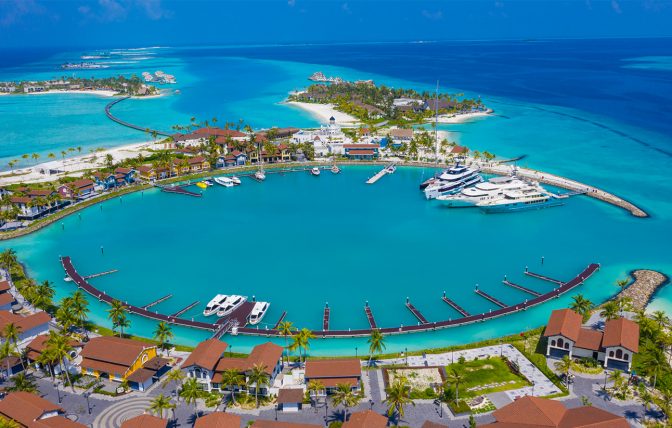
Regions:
[[284, 101, 359, 125], [26, 89, 119, 97], [432, 110, 493, 124], [0, 139, 162, 186]]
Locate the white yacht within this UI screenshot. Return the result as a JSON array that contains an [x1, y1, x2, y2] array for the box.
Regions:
[[478, 188, 564, 213], [255, 170, 266, 181], [231, 176, 242, 185], [386, 165, 396, 174], [214, 176, 234, 187], [203, 294, 229, 317], [248, 301, 270, 325], [216, 295, 247, 317], [423, 165, 483, 200], [311, 167, 321, 176], [437, 177, 531, 207], [331, 165, 341, 174]]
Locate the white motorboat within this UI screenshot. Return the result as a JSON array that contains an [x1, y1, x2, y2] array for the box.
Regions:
[[248, 301, 270, 325], [203, 179, 214, 186], [231, 176, 242, 185], [203, 294, 229, 317], [331, 165, 341, 174], [423, 164, 483, 200], [216, 295, 247, 317], [385, 165, 396, 174], [311, 167, 321, 176], [255, 170, 266, 181], [478, 188, 564, 213], [214, 177, 234, 187], [437, 177, 531, 208]]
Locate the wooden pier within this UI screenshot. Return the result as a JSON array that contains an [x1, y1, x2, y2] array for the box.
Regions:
[[405, 299, 429, 324], [224, 301, 256, 327], [171, 301, 199, 318], [365, 163, 395, 184], [442, 293, 470, 317], [83, 269, 118, 280], [273, 311, 287, 329], [158, 184, 202, 197], [502, 280, 541, 297], [143, 294, 173, 310], [323, 304, 330, 331], [474, 288, 508, 308], [364, 303, 377, 329], [525, 270, 564, 285]]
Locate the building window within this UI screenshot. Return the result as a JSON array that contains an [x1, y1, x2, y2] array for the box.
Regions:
[[609, 351, 614, 357], [564, 343, 569, 349], [624, 353, 629, 361], [616, 349, 623, 359], [551, 340, 556, 347], [557, 338, 564, 347]]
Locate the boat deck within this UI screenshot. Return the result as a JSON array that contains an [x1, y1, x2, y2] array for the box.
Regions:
[[502, 280, 541, 297]]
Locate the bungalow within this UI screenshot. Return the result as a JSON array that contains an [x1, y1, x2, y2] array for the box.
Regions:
[[277, 388, 304, 412], [544, 309, 639, 371], [304, 358, 362, 395], [343, 410, 387, 428], [185, 156, 210, 173], [217, 150, 247, 168], [80, 336, 170, 391], [343, 144, 380, 160], [121, 414, 168, 428], [0, 310, 51, 345], [194, 412, 241, 428], [25, 334, 83, 375], [479, 395, 628, 428], [57, 179, 96, 200], [0, 392, 86, 427], [389, 128, 413, 146], [183, 340, 283, 395]]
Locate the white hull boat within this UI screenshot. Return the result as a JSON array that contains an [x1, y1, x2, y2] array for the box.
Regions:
[[217, 295, 247, 317], [248, 301, 270, 325], [214, 177, 234, 187], [204, 294, 229, 317]]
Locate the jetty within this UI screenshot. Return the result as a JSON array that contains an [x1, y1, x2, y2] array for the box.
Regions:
[[364, 302, 377, 329], [615, 270, 670, 311], [405, 298, 429, 324], [273, 311, 287, 329], [225, 301, 256, 327], [157, 184, 202, 197], [502, 279, 541, 297], [83, 269, 118, 280], [105, 97, 169, 137], [142, 294, 172, 310], [171, 301, 199, 318], [525, 270, 564, 285], [366, 163, 395, 184], [474, 288, 508, 308], [442, 293, 470, 317], [323, 304, 330, 331]]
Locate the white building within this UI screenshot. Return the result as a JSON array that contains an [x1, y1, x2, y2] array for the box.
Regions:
[[292, 117, 351, 156]]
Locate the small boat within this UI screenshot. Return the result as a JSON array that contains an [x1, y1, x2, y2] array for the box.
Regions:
[[231, 176, 242, 185], [385, 165, 396, 174], [196, 182, 208, 189], [311, 167, 321, 176], [204, 180, 214, 186], [214, 177, 234, 187], [204, 294, 229, 317], [217, 295, 247, 317], [255, 170, 266, 181], [248, 301, 270, 325], [477, 188, 564, 213], [331, 165, 341, 174]]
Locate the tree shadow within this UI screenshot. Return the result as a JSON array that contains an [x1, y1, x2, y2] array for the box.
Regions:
[[623, 409, 640, 423], [185, 410, 206, 426]]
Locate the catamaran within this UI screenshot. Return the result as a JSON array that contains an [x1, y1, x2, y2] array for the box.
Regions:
[[436, 176, 532, 207], [311, 167, 321, 176], [248, 301, 270, 325], [423, 164, 483, 200], [216, 295, 247, 317], [203, 294, 229, 316], [214, 176, 234, 187], [477, 188, 564, 213]]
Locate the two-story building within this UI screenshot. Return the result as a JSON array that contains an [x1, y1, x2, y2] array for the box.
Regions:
[[80, 336, 170, 391], [0, 392, 87, 427], [304, 358, 362, 395], [217, 150, 248, 168], [543, 308, 639, 371], [25, 334, 84, 376], [57, 179, 96, 200], [343, 143, 380, 160], [388, 128, 413, 147], [0, 310, 51, 345]]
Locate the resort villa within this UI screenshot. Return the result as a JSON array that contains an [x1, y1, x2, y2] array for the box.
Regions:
[[57, 179, 96, 200], [478, 395, 629, 427], [343, 143, 380, 160], [389, 128, 414, 146], [183, 339, 283, 394], [25, 334, 84, 375], [8, 188, 67, 220], [0, 310, 50, 344], [0, 281, 15, 311], [291, 117, 348, 156], [544, 309, 640, 371], [92, 167, 136, 190], [0, 391, 86, 427], [304, 358, 362, 395], [79, 336, 170, 391]]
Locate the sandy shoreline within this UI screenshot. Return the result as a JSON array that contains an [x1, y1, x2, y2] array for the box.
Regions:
[[431, 110, 493, 124], [25, 89, 119, 97], [284, 101, 359, 125]]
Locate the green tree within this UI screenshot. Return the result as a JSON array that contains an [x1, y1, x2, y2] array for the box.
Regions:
[[615, 278, 629, 292], [0, 341, 18, 380], [221, 369, 244, 405], [179, 377, 202, 419], [367, 329, 386, 367], [554, 355, 573, 388], [107, 300, 128, 337], [2, 322, 22, 372], [161, 368, 185, 401], [0, 249, 17, 273], [7, 372, 37, 393], [445, 368, 465, 403], [307, 379, 324, 409], [600, 301, 620, 321], [0, 415, 20, 428], [569, 294, 593, 320], [331, 383, 360, 422], [277, 320, 295, 366], [45, 331, 75, 392], [652, 310, 669, 328], [148, 393, 175, 419], [247, 363, 269, 408], [204, 391, 222, 412], [384, 376, 414, 419], [153, 322, 174, 356]]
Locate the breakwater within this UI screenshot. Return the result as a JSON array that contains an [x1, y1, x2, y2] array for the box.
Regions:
[[615, 270, 669, 310]]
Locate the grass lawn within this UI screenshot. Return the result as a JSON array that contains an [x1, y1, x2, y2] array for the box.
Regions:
[[446, 357, 530, 398]]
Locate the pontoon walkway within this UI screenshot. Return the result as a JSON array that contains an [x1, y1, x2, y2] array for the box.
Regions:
[[405, 298, 429, 324], [273, 311, 287, 329], [158, 185, 202, 197], [364, 302, 377, 329], [442, 293, 470, 317], [323, 304, 330, 331], [171, 301, 199, 318], [142, 294, 173, 310], [502, 280, 541, 297], [524, 270, 564, 285], [474, 288, 508, 308]]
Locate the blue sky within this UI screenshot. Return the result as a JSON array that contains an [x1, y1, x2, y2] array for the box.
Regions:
[[1, 0, 671, 48]]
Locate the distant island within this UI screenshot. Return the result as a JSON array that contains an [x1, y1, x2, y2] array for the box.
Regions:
[[0, 75, 159, 97]]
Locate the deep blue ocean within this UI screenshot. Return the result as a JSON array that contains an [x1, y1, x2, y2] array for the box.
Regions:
[[0, 39, 670, 354]]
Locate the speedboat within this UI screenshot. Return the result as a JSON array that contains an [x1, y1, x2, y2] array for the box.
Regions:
[[214, 176, 234, 187], [196, 181, 208, 189], [331, 165, 341, 174], [204, 294, 229, 316], [477, 188, 564, 213], [231, 176, 242, 185], [204, 179, 214, 186], [216, 295, 247, 317], [255, 170, 266, 181], [437, 177, 531, 208], [423, 165, 483, 200], [311, 167, 321, 176], [385, 165, 396, 174], [248, 301, 270, 325]]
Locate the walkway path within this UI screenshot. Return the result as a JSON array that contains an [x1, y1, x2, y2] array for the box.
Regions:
[[93, 397, 154, 428], [105, 97, 170, 137]]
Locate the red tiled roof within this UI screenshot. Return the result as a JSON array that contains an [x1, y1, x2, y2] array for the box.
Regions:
[[195, 127, 245, 138], [389, 129, 413, 138], [0, 311, 50, 337], [9, 196, 31, 204], [277, 388, 304, 404], [81, 336, 154, 369], [343, 410, 387, 428], [38, 416, 87, 428], [451, 146, 468, 154], [194, 412, 241, 428], [543, 309, 582, 342], [0, 392, 63, 427], [67, 179, 95, 189], [0, 293, 13, 307], [251, 421, 321, 428], [305, 359, 361, 380], [574, 329, 603, 351], [603, 318, 640, 352], [0, 281, 10, 292], [121, 414, 168, 428], [183, 339, 228, 371], [347, 150, 375, 155]]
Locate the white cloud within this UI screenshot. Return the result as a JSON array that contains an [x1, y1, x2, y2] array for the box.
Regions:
[[421, 9, 443, 21], [0, 0, 45, 27]]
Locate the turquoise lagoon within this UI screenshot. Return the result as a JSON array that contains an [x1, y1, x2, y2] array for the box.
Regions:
[[0, 44, 671, 354]]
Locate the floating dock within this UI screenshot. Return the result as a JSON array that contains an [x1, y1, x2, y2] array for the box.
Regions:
[[171, 301, 199, 318], [364, 303, 377, 329], [442, 294, 470, 317], [525, 270, 564, 285], [83, 269, 118, 280], [474, 288, 508, 308], [158, 185, 202, 197], [405, 299, 429, 324], [323, 304, 330, 331], [273, 311, 287, 329], [142, 294, 173, 310], [365, 163, 395, 184], [502, 280, 541, 297]]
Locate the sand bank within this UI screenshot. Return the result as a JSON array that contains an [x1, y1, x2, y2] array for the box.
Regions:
[[284, 101, 359, 125]]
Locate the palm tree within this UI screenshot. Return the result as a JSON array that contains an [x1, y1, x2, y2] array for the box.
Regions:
[[652, 310, 669, 328], [0, 341, 18, 381], [615, 278, 629, 292], [46, 331, 75, 392], [153, 322, 174, 356], [180, 377, 202, 418], [220, 369, 243, 405], [445, 368, 465, 402], [148, 393, 175, 419], [331, 383, 360, 422], [31, 153, 39, 165], [600, 301, 620, 321], [277, 320, 295, 366], [247, 363, 269, 408], [0, 415, 20, 428], [70, 290, 89, 336], [569, 294, 593, 319], [107, 300, 127, 337], [34, 280, 55, 311], [161, 368, 185, 401], [204, 391, 222, 412], [0, 248, 17, 273], [554, 355, 573, 388], [640, 343, 666, 388], [367, 329, 386, 367], [307, 380, 324, 410], [384, 376, 414, 419], [298, 328, 315, 366], [7, 372, 37, 393], [116, 313, 130, 337]]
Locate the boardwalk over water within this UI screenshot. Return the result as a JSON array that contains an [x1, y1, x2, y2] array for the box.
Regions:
[[171, 301, 199, 318], [474, 288, 508, 308], [157, 184, 202, 197], [502, 279, 541, 297], [323, 304, 330, 331], [143, 294, 172, 310], [105, 97, 170, 137], [61, 256, 599, 338], [405, 299, 429, 324], [525, 270, 564, 285], [442, 294, 470, 317]]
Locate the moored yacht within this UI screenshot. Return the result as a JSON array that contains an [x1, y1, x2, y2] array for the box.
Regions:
[[204, 294, 229, 316], [331, 165, 341, 174], [386, 165, 396, 174], [231, 176, 242, 185], [437, 177, 531, 208], [423, 164, 483, 200], [478, 188, 564, 213], [248, 301, 270, 325], [214, 176, 234, 187], [255, 170, 266, 181], [311, 167, 321, 176], [217, 295, 247, 317]]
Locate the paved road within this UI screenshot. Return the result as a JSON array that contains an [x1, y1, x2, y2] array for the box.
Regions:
[[93, 397, 154, 428]]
